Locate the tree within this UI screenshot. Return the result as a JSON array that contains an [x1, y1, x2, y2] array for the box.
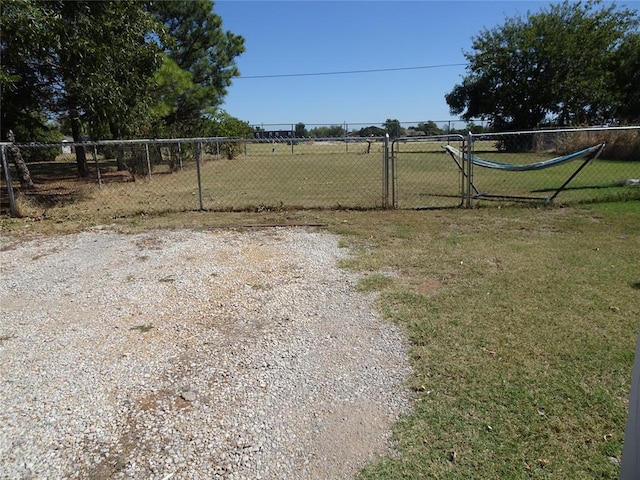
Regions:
[[0, 0, 57, 184], [383, 119, 405, 138], [416, 121, 443, 136], [2, 0, 246, 176], [147, 56, 196, 138], [0, 0, 165, 176], [611, 32, 640, 124], [5, 130, 35, 189], [295, 122, 308, 138], [148, 0, 245, 133], [55, 1, 165, 175], [199, 111, 253, 159], [445, 0, 639, 132], [308, 125, 346, 138]]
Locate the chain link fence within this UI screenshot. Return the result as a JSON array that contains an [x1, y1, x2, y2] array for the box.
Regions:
[[465, 126, 639, 205], [390, 135, 467, 209], [1, 137, 389, 220], [391, 126, 639, 208], [1, 127, 638, 219]]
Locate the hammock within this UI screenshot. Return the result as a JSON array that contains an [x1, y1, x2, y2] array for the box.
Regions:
[[443, 143, 605, 171], [442, 142, 606, 202]]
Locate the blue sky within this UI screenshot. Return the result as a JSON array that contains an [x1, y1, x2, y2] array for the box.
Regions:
[[215, 1, 636, 130]]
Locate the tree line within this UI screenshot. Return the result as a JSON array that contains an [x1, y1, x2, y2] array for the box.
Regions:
[[2, 0, 638, 185], [290, 120, 482, 139]]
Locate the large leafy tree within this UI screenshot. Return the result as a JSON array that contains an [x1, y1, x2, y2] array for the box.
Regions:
[[148, 0, 245, 135], [294, 122, 308, 138], [1, 0, 164, 176], [416, 121, 443, 136], [0, 0, 57, 141], [1, 0, 59, 186], [55, 1, 164, 175], [445, 0, 639, 131], [1, 0, 245, 177], [611, 32, 640, 124]]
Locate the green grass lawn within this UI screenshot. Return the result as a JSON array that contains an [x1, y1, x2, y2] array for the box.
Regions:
[[327, 205, 639, 479], [392, 141, 640, 208]]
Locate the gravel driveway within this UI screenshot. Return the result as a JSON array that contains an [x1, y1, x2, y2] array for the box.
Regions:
[[0, 228, 411, 479]]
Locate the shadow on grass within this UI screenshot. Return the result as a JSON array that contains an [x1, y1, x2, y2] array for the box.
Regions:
[[532, 182, 623, 193]]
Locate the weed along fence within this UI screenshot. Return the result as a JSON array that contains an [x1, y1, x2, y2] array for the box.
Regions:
[[1, 126, 639, 219]]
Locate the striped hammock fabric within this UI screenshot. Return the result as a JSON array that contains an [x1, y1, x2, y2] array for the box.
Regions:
[[444, 143, 605, 171]]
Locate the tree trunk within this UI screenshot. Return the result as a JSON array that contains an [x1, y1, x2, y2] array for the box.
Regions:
[[70, 112, 89, 177], [6, 130, 35, 189], [109, 122, 127, 171]]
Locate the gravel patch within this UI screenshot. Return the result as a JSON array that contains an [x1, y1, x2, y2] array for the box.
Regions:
[[0, 228, 412, 479]]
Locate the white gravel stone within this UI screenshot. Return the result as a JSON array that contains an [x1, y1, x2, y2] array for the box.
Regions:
[[0, 228, 412, 479]]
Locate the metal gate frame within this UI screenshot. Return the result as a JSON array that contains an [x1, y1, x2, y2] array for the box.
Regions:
[[389, 134, 467, 209]]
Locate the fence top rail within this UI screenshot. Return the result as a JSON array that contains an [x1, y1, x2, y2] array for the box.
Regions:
[[4, 135, 390, 149], [6, 137, 229, 149], [392, 134, 465, 144], [472, 125, 639, 138], [2, 126, 637, 149]]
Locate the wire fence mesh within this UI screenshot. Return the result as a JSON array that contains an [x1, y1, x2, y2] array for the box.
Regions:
[[1, 126, 638, 219], [1, 137, 388, 220], [466, 127, 639, 205], [391, 135, 467, 209], [392, 126, 639, 208]]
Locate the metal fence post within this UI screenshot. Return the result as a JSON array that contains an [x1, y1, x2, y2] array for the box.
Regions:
[[345, 122, 349, 153], [1, 145, 19, 217], [194, 141, 204, 210], [383, 134, 389, 208], [145, 143, 152, 180], [92, 145, 103, 188], [390, 135, 398, 208], [466, 132, 474, 208]]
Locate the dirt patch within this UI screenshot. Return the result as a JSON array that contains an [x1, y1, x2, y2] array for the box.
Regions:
[[0, 228, 412, 479], [415, 277, 443, 295]]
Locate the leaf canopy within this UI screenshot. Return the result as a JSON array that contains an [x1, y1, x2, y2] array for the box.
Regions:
[[445, 0, 640, 129]]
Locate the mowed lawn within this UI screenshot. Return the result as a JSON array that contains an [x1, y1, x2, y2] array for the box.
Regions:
[[392, 140, 640, 208], [329, 205, 639, 479]]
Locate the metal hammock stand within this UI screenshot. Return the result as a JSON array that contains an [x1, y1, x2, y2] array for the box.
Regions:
[[444, 143, 606, 203]]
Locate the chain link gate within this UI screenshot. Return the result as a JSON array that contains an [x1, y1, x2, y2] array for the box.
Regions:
[[390, 135, 467, 209]]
